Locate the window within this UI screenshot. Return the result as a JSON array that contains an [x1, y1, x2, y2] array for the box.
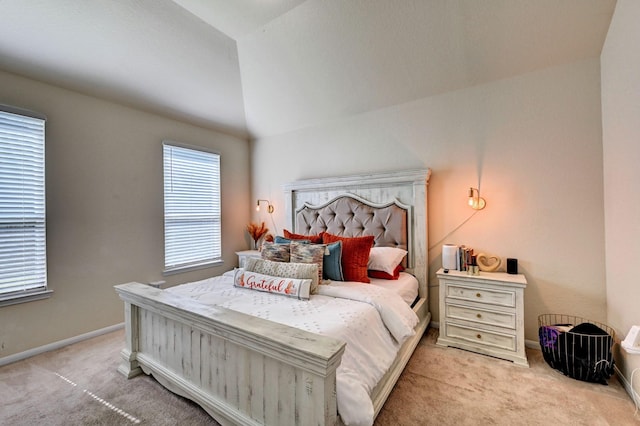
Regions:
[[0, 106, 49, 306], [163, 142, 222, 274]]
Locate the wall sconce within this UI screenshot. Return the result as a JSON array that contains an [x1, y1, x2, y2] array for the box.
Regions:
[[256, 199, 274, 214], [468, 187, 486, 210]]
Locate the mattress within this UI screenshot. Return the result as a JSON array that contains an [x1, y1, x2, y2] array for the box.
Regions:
[[353, 272, 418, 306]]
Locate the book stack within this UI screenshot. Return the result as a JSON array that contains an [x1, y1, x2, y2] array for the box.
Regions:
[[457, 245, 474, 271]]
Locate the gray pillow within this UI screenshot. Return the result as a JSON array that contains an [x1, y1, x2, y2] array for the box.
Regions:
[[245, 257, 319, 294]]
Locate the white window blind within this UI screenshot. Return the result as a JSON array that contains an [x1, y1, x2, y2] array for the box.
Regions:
[[0, 107, 48, 303], [163, 142, 221, 273]]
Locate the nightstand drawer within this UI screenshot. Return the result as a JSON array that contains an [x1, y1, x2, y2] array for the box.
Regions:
[[446, 323, 516, 352], [446, 304, 516, 329], [446, 283, 515, 308]]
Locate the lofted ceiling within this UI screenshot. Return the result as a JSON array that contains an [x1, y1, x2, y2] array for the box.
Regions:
[[0, 0, 616, 140], [171, 0, 307, 40]]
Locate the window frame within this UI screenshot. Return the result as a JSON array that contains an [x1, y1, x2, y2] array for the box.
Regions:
[[162, 141, 223, 275], [0, 104, 51, 307]]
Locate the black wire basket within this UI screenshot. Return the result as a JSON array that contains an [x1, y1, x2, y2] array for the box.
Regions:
[[538, 314, 615, 385]]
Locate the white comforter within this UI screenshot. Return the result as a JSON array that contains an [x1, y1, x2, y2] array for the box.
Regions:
[[166, 271, 419, 426]]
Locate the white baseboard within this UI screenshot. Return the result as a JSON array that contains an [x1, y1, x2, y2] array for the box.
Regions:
[[525, 339, 541, 350], [429, 321, 439, 329], [0, 322, 124, 367], [615, 365, 640, 408]]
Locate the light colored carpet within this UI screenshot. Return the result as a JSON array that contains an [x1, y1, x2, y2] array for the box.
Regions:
[[378, 329, 638, 425], [1, 327, 637, 425]]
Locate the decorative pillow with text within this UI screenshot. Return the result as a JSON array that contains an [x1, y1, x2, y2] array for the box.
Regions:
[[233, 268, 311, 300]]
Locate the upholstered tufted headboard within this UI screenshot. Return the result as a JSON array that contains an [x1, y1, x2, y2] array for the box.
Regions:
[[282, 169, 430, 304], [295, 193, 410, 257]]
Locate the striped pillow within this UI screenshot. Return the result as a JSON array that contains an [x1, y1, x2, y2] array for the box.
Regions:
[[290, 241, 326, 286], [261, 241, 290, 262]]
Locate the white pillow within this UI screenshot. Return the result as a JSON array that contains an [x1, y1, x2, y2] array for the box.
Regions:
[[367, 246, 408, 275], [233, 268, 311, 300]]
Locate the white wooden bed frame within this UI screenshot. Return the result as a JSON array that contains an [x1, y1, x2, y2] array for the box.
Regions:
[[115, 169, 431, 426]]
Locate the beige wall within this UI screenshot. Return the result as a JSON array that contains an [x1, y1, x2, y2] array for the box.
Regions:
[[252, 57, 607, 343], [0, 70, 250, 358], [601, 0, 640, 401]]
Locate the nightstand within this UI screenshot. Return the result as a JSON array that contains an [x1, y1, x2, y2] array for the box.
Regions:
[[436, 268, 529, 367], [236, 250, 261, 268]]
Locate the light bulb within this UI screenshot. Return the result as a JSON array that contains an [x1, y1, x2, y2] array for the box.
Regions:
[[467, 187, 486, 210]]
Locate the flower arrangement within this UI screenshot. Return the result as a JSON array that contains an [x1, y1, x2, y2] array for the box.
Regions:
[[246, 221, 269, 249]]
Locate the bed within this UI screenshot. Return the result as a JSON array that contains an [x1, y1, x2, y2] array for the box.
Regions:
[[115, 168, 431, 426]]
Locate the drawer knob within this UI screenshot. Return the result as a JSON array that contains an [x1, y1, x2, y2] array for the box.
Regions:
[[476, 334, 482, 339], [476, 293, 481, 298], [476, 313, 482, 319]]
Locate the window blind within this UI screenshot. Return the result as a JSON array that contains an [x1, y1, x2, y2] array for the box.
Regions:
[[163, 142, 221, 273], [0, 108, 47, 301]]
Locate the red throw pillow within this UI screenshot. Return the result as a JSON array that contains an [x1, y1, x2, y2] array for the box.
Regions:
[[322, 233, 374, 283], [368, 264, 404, 280], [284, 229, 324, 244]]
